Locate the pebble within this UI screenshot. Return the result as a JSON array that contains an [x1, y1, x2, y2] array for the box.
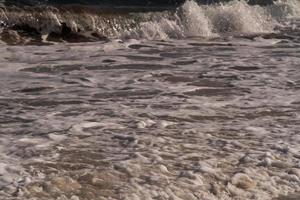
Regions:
[[136, 119, 156, 129], [27, 185, 44, 194], [137, 121, 147, 129], [261, 157, 272, 166], [231, 173, 256, 190], [70, 195, 80, 200], [50, 176, 81, 192], [158, 121, 175, 129], [158, 164, 171, 174], [145, 119, 156, 127], [227, 183, 246, 196]]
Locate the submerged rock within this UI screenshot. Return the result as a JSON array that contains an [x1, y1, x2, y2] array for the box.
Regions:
[[231, 173, 256, 190], [227, 183, 246, 196], [50, 177, 81, 193]]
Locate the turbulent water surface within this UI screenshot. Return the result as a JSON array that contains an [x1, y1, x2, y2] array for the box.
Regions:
[[0, 0, 300, 200]]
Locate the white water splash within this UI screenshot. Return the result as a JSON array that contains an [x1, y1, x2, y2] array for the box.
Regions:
[[126, 0, 276, 40], [0, 0, 298, 41], [179, 0, 214, 37], [268, 0, 300, 18], [204, 0, 275, 33]]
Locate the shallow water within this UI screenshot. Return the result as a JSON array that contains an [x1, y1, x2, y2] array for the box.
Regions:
[[0, 1, 300, 200]]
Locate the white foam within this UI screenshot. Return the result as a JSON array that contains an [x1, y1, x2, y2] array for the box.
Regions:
[[0, 2, 299, 199], [204, 0, 275, 33], [269, 0, 300, 18], [179, 0, 214, 37]]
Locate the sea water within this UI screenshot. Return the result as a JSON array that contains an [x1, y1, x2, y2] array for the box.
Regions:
[[0, 0, 300, 199]]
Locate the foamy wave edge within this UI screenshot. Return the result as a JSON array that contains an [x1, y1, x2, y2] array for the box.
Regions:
[[0, 0, 299, 43]]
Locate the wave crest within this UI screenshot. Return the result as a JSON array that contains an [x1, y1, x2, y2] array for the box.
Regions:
[[0, 0, 298, 43]]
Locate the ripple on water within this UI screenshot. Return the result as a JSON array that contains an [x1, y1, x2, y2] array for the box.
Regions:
[[0, 19, 300, 199]]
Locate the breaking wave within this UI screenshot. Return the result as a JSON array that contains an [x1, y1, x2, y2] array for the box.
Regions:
[[0, 0, 299, 43]]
